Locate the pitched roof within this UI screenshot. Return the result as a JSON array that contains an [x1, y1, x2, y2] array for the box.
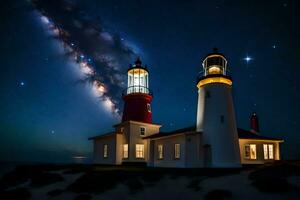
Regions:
[[237, 128, 283, 141], [143, 126, 283, 141], [88, 126, 283, 142], [88, 131, 115, 140], [143, 126, 200, 139]]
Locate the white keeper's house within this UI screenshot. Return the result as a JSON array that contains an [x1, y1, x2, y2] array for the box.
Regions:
[[89, 49, 284, 168]]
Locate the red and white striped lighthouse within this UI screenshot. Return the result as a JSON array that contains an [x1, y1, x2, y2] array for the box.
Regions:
[[122, 58, 153, 123]]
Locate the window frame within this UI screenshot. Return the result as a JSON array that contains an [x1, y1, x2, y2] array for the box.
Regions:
[[220, 115, 224, 123], [103, 144, 108, 158], [263, 144, 274, 160], [174, 144, 181, 159], [135, 144, 145, 159], [140, 127, 146, 136], [205, 91, 211, 98], [157, 144, 164, 160], [147, 103, 151, 113], [123, 144, 129, 159], [245, 144, 257, 160]]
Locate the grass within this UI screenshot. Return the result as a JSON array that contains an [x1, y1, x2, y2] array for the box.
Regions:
[[47, 188, 64, 197], [1, 162, 300, 198], [248, 161, 300, 193], [186, 179, 201, 191], [66, 166, 241, 194], [204, 189, 232, 200], [0, 164, 66, 190], [0, 187, 31, 199], [73, 194, 92, 200], [0, 164, 241, 195], [30, 172, 64, 187]]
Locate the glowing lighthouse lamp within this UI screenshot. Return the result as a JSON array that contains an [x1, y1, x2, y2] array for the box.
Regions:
[[122, 58, 153, 123], [196, 48, 241, 167], [127, 58, 149, 94]]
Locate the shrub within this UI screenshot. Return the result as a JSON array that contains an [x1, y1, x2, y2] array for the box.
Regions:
[[73, 194, 92, 200], [204, 189, 232, 200], [30, 172, 64, 187], [47, 188, 64, 197], [0, 187, 31, 200], [187, 179, 201, 191]]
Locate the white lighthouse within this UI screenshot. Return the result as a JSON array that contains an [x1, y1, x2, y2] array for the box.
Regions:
[[196, 48, 241, 167]]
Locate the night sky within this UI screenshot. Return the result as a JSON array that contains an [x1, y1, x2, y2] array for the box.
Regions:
[[0, 0, 299, 162]]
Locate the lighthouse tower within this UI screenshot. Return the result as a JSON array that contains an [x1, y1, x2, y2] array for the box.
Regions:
[[196, 49, 241, 167], [122, 58, 152, 123]]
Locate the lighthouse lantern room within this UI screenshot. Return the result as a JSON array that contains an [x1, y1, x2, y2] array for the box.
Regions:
[[127, 59, 149, 94]]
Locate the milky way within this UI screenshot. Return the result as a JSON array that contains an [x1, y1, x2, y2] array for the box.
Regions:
[[31, 0, 139, 115]]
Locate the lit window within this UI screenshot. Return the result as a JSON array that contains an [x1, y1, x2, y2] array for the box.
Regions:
[[158, 145, 163, 159], [263, 144, 274, 160], [123, 144, 128, 159], [269, 144, 274, 159], [140, 127, 146, 136], [147, 103, 151, 112], [103, 144, 108, 158], [263, 144, 268, 159], [245, 144, 256, 159], [136, 144, 144, 158], [245, 145, 250, 159], [174, 144, 181, 159], [120, 127, 124, 133]]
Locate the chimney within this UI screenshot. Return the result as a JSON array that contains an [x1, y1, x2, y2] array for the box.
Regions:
[[250, 112, 259, 133]]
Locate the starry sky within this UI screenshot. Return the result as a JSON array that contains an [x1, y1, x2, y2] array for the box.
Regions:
[[0, 0, 299, 162]]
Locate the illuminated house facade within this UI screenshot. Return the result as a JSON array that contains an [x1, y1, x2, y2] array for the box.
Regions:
[[89, 50, 283, 168]]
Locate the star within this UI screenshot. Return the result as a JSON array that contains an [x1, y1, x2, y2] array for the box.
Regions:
[[19, 81, 25, 86], [272, 45, 276, 49], [243, 55, 253, 63]]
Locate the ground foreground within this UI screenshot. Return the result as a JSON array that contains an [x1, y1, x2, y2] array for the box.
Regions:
[[0, 161, 299, 200]]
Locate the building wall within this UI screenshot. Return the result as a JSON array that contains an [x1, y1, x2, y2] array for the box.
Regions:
[[115, 133, 123, 165], [115, 121, 161, 164], [185, 133, 204, 168], [93, 134, 116, 165], [239, 139, 281, 164], [152, 135, 187, 168]]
